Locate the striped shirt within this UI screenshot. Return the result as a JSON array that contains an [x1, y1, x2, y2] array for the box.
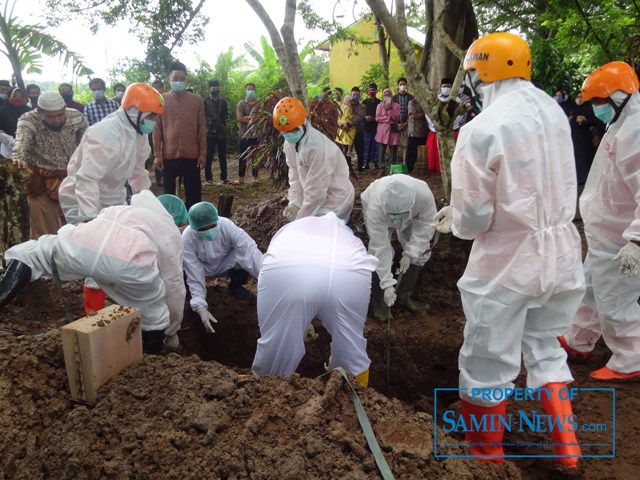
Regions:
[[85, 99, 119, 125]]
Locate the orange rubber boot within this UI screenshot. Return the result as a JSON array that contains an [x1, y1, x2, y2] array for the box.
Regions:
[[83, 285, 106, 315], [461, 399, 506, 464], [540, 382, 581, 467]]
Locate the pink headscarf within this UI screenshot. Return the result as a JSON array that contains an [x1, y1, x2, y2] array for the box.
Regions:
[[382, 88, 393, 96]]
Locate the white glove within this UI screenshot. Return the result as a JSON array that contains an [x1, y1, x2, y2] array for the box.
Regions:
[[304, 324, 319, 343], [283, 204, 300, 222], [431, 206, 452, 234], [398, 253, 412, 274], [613, 242, 640, 277], [164, 333, 180, 351], [196, 307, 218, 334], [383, 286, 397, 307]]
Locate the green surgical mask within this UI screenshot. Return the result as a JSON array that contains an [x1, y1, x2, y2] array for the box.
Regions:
[[593, 103, 614, 125], [197, 227, 219, 241]]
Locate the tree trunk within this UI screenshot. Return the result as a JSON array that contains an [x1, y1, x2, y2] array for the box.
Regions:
[[246, 0, 308, 106], [365, 0, 477, 202], [375, 14, 390, 82], [0, 158, 30, 263]]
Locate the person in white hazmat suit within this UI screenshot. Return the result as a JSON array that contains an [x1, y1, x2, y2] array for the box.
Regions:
[[251, 212, 378, 387], [0, 190, 185, 354], [361, 174, 437, 321], [559, 61, 640, 381], [432, 33, 585, 467], [58, 82, 165, 316], [182, 202, 263, 335], [273, 97, 354, 223]]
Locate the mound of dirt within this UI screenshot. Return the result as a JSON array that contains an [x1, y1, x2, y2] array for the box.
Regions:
[[0, 330, 519, 480], [1, 170, 638, 479]]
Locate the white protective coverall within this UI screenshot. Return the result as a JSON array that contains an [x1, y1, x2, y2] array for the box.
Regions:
[[59, 109, 152, 224], [283, 122, 355, 222], [361, 175, 437, 289], [252, 212, 378, 378], [4, 191, 185, 334], [563, 91, 640, 373], [182, 217, 263, 312], [450, 78, 585, 406]]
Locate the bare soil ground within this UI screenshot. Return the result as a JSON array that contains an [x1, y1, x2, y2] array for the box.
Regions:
[[0, 166, 637, 479]]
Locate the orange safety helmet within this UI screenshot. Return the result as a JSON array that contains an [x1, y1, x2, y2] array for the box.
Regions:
[[122, 82, 164, 114], [463, 32, 531, 83], [581, 61, 640, 101], [273, 97, 307, 132]]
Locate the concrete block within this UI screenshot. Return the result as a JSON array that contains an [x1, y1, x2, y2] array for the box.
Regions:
[[60, 305, 142, 404]]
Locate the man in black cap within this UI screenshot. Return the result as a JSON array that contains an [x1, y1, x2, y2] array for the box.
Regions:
[[362, 83, 381, 170], [203, 80, 229, 184]]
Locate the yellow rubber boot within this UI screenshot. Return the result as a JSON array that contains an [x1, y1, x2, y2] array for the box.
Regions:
[[354, 369, 369, 388], [540, 382, 581, 468]]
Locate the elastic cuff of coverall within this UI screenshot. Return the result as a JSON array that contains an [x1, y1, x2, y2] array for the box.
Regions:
[[189, 298, 207, 313], [379, 277, 397, 290]]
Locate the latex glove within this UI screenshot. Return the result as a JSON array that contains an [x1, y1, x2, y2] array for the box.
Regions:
[[398, 253, 412, 274], [196, 307, 218, 334], [431, 206, 452, 234], [283, 204, 300, 222], [164, 333, 180, 351], [383, 286, 397, 307], [304, 324, 319, 343], [613, 242, 640, 277]]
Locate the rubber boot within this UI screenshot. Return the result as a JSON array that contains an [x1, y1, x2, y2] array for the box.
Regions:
[[228, 268, 255, 300], [142, 330, 165, 355], [370, 272, 391, 321], [355, 369, 369, 388], [540, 382, 581, 467], [396, 264, 429, 312], [83, 285, 106, 315], [461, 399, 506, 464], [0, 260, 32, 310]]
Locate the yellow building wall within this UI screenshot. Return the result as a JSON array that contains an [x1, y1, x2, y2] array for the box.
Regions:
[[326, 18, 423, 91]]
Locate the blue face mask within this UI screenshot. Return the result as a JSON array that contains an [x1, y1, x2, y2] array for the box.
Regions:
[[92, 90, 105, 100], [139, 119, 157, 134], [115, 91, 125, 100], [246, 89, 256, 99], [0, 93, 8, 100], [171, 81, 186, 92], [197, 226, 219, 241], [593, 103, 614, 124], [282, 129, 303, 144], [351, 94, 360, 103]]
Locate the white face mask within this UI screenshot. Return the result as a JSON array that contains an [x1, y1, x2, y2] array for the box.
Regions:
[[440, 86, 452, 97], [384, 96, 392, 104], [399, 85, 407, 92]]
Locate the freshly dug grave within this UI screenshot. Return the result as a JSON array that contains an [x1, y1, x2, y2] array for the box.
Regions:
[[0, 170, 637, 479]]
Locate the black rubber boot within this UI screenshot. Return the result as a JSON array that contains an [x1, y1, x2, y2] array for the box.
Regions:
[[396, 264, 429, 312], [228, 268, 255, 300], [0, 260, 32, 310], [370, 272, 392, 321], [142, 329, 165, 355]]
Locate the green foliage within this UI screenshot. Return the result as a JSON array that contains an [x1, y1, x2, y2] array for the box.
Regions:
[[0, 0, 93, 90], [44, 0, 208, 79], [361, 63, 389, 91], [474, 0, 640, 78], [530, 38, 582, 94]]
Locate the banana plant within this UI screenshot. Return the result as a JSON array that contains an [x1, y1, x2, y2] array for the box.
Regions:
[[0, 0, 93, 90]]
